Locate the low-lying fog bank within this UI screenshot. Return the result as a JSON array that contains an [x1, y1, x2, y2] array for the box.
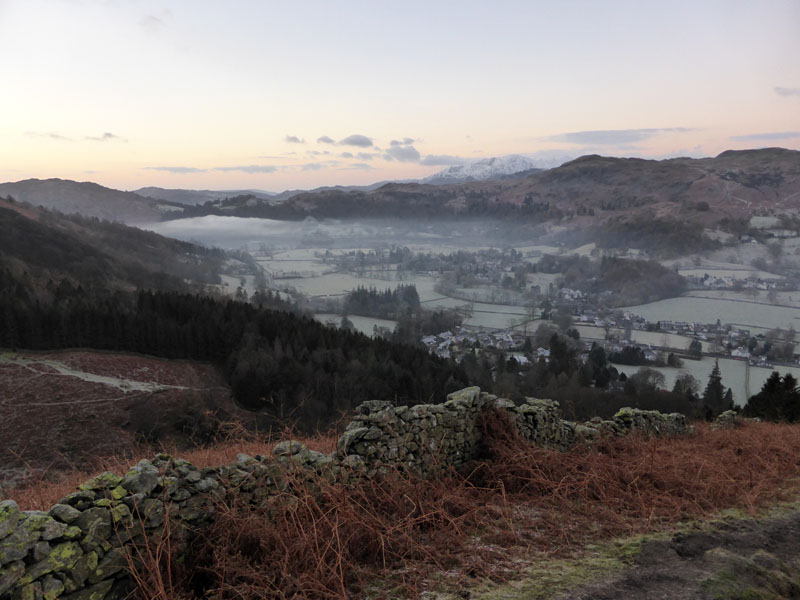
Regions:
[[142, 216, 548, 250]]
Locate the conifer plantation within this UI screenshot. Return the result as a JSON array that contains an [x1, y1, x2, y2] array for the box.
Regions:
[[0, 270, 468, 429]]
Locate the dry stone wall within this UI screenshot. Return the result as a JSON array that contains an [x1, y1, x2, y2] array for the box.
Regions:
[[1, 387, 690, 599]]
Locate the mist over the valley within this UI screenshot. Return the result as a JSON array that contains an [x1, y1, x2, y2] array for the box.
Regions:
[[144, 215, 548, 250]]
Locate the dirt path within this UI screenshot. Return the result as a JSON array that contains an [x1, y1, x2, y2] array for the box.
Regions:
[[563, 510, 800, 600], [0, 354, 191, 402]]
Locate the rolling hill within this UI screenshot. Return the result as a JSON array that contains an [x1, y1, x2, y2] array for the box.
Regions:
[[0, 178, 185, 223], [0, 197, 246, 292], [135, 186, 276, 206]]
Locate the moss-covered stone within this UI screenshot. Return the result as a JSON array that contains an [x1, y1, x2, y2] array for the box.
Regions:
[[62, 578, 114, 600], [87, 547, 126, 584], [41, 574, 65, 600], [108, 486, 127, 502], [62, 526, 83, 540], [337, 427, 371, 453], [0, 500, 21, 540], [64, 550, 99, 592], [79, 472, 123, 492], [11, 581, 38, 600], [109, 503, 131, 525], [49, 503, 82, 524], [59, 491, 96, 511], [19, 541, 83, 584], [0, 559, 25, 596], [73, 508, 112, 541], [0, 516, 41, 564], [121, 461, 160, 496]]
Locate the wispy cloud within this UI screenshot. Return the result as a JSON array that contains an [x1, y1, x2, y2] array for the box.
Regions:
[[338, 134, 373, 147], [284, 135, 305, 144], [730, 131, 800, 142], [86, 132, 124, 142], [546, 128, 694, 146], [145, 166, 207, 174], [317, 135, 335, 144], [214, 165, 277, 173], [301, 160, 340, 171], [775, 86, 800, 97], [25, 131, 73, 141], [27, 131, 126, 142], [339, 152, 354, 159], [145, 164, 278, 174], [357, 152, 379, 161], [390, 137, 415, 146], [339, 163, 374, 171], [420, 154, 467, 166]]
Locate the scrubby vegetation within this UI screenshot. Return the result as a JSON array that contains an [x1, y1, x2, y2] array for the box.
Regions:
[[11, 417, 800, 599]]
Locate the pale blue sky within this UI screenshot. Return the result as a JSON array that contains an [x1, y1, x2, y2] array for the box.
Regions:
[[1, 0, 798, 190]]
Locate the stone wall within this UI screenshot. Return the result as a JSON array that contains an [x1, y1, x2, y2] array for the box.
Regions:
[[0, 387, 690, 600]]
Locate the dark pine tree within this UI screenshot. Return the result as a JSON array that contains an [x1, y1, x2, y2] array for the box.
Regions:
[[701, 359, 728, 419]]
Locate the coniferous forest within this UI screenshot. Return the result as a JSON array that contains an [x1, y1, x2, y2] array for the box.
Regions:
[[0, 269, 468, 429]]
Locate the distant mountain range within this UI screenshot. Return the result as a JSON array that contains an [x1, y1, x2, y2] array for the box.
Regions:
[[422, 155, 542, 184], [2, 149, 799, 230], [176, 148, 800, 226], [0, 154, 555, 223]]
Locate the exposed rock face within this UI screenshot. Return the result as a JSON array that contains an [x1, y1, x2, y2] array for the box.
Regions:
[[0, 388, 690, 599]]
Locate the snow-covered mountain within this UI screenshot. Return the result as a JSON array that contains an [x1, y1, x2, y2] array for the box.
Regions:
[[422, 155, 540, 184]]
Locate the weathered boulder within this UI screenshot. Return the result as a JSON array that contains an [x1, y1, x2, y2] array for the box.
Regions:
[[711, 410, 743, 430]]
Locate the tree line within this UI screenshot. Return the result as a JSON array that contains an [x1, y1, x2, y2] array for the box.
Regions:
[[0, 270, 468, 430]]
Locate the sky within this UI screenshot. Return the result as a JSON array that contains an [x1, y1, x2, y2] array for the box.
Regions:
[[1, 0, 799, 192]]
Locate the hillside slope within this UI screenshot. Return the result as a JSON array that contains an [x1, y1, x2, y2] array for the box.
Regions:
[[136, 186, 275, 205], [0, 350, 237, 486], [0, 178, 184, 222], [0, 198, 237, 291]]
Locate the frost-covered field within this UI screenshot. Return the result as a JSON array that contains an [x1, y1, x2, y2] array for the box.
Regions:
[[612, 357, 800, 406], [686, 289, 800, 308], [622, 296, 800, 331], [677, 268, 784, 281], [574, 326, 708, 352]]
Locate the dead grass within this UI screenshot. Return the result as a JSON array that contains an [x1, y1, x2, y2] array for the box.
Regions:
[[127, 415, 800, 599], [472, 411, 800, 546], [2, 423, 337, 510], [7, 414, 800, 599]]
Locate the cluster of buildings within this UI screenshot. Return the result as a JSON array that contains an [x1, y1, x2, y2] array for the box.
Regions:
[[422, 327, 525, 360]]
